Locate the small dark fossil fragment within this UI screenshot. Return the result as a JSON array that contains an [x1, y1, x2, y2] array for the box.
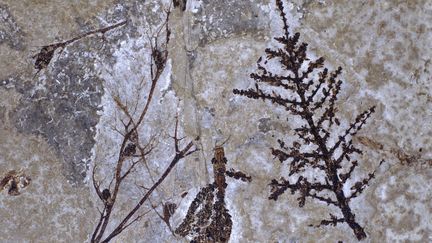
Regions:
[[122, 143, 137, 157], [173, 0, 187, 11], [0, 169, 31, 196], [175, 146, 251, 243], [101, 189, 111, 201]]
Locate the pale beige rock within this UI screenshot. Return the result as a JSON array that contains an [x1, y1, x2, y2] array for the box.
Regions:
[[0, 0, 430, 242]]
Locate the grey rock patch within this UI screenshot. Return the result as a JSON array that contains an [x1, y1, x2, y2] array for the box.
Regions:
[[0, 105, 5, 124], [258, 117, 272, 133], [0, 4, 25, 50], [10, 40, 104, 185], [190, 0, 268, 46], [0, 75, 17, 90]]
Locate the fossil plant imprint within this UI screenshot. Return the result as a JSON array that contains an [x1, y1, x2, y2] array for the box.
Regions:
[[175, 145, 252, 243], [32, 21, 127, 76], [90, 7, 199, 243], [233, 0, 383, 240]]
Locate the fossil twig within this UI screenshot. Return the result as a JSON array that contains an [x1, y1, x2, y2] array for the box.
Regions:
[[90, 7, 198, 243], [32, 20, 127, 74]]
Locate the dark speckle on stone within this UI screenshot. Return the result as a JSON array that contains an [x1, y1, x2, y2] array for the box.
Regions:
[[258, 117, 272, 133]]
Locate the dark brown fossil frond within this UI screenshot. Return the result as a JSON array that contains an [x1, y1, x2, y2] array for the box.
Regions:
[[233, 0, 382, 240]]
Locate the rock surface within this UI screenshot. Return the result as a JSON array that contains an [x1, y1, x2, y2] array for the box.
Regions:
[[0, 0, 431, 242]]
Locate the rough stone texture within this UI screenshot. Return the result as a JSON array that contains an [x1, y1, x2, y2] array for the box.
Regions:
[[10, 49, 104, 185], [0, 0, 431, 242], [0, 3, 25, 50]]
